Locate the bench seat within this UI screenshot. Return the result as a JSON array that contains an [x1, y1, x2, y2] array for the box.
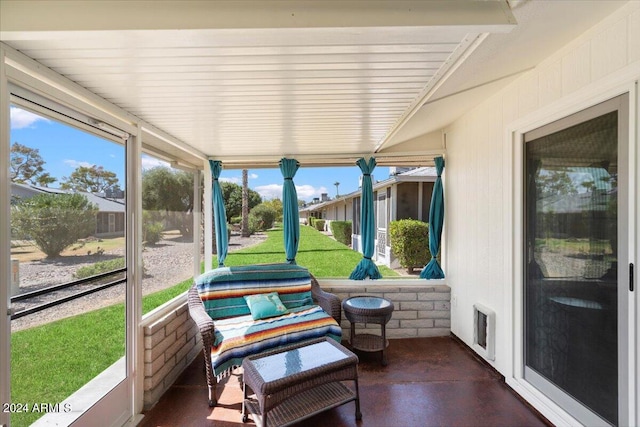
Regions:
[[188, 263, 342, 407]]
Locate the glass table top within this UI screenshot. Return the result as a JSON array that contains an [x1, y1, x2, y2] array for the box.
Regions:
[[549, 296, 604, 310], [344, 296, 392, 309], [251, 341, 348, 383]]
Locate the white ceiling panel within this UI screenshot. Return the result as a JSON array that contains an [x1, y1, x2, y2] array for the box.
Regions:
[[1, 1, 520, 166], [13, 1, 630, 168]]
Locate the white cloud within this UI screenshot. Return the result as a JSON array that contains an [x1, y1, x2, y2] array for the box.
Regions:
[[219, 176, 241, 184], [10, 107, 51, 129], [254, 183, 327, 201], [254, 184, 282, 200], [64, 159, 93, 169], [297, 184, 328, 200], [141, 156, 170, 170], [219, 173, 257, 184]]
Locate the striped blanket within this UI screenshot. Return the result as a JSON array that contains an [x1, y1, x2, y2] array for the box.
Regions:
[[196, 264, 314, 319], [211, 305, 342, 378]]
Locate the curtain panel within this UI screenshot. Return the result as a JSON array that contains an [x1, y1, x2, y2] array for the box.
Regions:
[[279, 158, 301, 264], [209, 160, 229, 267], [420, 156, 445, 279], [349, 157, 381, 280]]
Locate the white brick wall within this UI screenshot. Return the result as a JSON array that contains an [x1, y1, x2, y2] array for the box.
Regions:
[[324, 284, 451, 339], [142, 301, 202, 410]]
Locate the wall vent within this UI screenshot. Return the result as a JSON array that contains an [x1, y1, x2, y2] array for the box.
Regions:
[[473, 303, 495, 361]]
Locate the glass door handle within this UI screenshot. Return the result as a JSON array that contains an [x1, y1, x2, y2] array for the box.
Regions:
[[630, 263, 634, 292]]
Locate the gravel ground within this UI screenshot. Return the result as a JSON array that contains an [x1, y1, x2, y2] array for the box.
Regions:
[[11, 232, 267, 331]]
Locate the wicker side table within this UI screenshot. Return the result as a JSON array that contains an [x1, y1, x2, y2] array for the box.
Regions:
[[342, 296, 394, 366]]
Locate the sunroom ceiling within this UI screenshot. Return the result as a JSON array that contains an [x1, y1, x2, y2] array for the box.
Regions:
[[0, 1, 516, 168], [1, 1, 627, 169]]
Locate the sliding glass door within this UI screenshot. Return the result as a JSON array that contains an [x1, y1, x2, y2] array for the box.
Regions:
[[523, 95, 629, 426]]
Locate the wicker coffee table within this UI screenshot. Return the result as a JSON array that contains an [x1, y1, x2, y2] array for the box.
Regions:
[[241, 337, 361, 427], [342, 296, 394, 365]]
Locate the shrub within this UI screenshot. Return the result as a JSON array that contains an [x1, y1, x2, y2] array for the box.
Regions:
[[144, 222, 164, 244], [142, 211, 164, 244], [330, 221, 352, 246], [313, 219, 326, 231], [11, 193, 97, 258], [230, 216, 242, 225], [389, 219, 430, 273], [248, 203, 277, 232], [75, 257, 146, 278], [262, 199, 283, 222], [75, 257, 125, 279]]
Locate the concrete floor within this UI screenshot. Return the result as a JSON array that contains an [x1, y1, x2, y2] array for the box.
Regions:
[[139, 336, 551, 427]]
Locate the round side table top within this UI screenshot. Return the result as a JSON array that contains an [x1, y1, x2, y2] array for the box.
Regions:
[[343, 296, 392, 310], [342, 296, 394, 319]]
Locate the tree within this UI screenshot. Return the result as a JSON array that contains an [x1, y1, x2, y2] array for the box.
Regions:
[[10, 142, 56, 186], [220, 181, 262, 219], [61, 165, 119, 193], [536, 169, 577, 199], [334, 181, 340, 197], [241, 169, 250, 237], [262, 198, 283, 222], [11, 193, 98, 258], [141, 166, 195, 237]]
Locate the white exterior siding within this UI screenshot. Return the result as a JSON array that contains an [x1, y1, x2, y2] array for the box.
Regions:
[[445, 2, 640, 425]]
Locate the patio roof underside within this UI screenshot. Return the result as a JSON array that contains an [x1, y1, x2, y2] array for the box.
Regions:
[[0, 1, 627, 170]]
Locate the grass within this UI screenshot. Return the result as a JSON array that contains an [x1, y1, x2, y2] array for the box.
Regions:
[[10, 225, 397, 425], [10, 277, 193, 427], [226, 225, 399, 278]]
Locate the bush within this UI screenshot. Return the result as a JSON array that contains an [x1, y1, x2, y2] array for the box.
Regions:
[[142, 211, 164, 244], [330, 221, 352, 246], [313, 219, 326, 231], [144, 222, 164, 244], [11, 193, 97, 258], [248, 203, 277, 232], [389, 219, 430, 273], [75, 257, 125, 279], [230, 216, 242, 225], [75, 257, 146, 278]]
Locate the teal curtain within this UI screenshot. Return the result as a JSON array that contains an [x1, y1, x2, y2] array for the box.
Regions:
[[280, 158, 300, 264], [420, 156, 445, 279], [349, 157, 381, 280], [209, 160, 228, 267]]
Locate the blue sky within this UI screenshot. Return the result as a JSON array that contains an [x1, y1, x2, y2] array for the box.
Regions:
[[10, 106, 388, 201]]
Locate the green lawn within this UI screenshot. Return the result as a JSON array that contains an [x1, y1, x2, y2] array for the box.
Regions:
[[10, 278, 192, 427], [10, 225, 396, 426], [225, 225, 399, 277]]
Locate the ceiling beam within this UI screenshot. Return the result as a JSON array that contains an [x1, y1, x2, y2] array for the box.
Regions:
[[1, 1, 516, 33]]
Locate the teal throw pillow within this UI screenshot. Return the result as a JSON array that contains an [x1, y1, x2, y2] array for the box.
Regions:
[[244, 292, 289, 320]]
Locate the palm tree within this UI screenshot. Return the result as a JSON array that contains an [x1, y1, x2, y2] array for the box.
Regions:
[[334, 181, 340, 197], [241, 169, 250, 237]]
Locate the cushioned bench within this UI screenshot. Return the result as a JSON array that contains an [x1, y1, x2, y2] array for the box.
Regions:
[[187, 263, 342, 407]]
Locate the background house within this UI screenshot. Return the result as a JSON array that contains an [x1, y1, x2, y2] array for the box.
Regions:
[[301, 167, 437, 267], [10, 182, 125, 237]]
